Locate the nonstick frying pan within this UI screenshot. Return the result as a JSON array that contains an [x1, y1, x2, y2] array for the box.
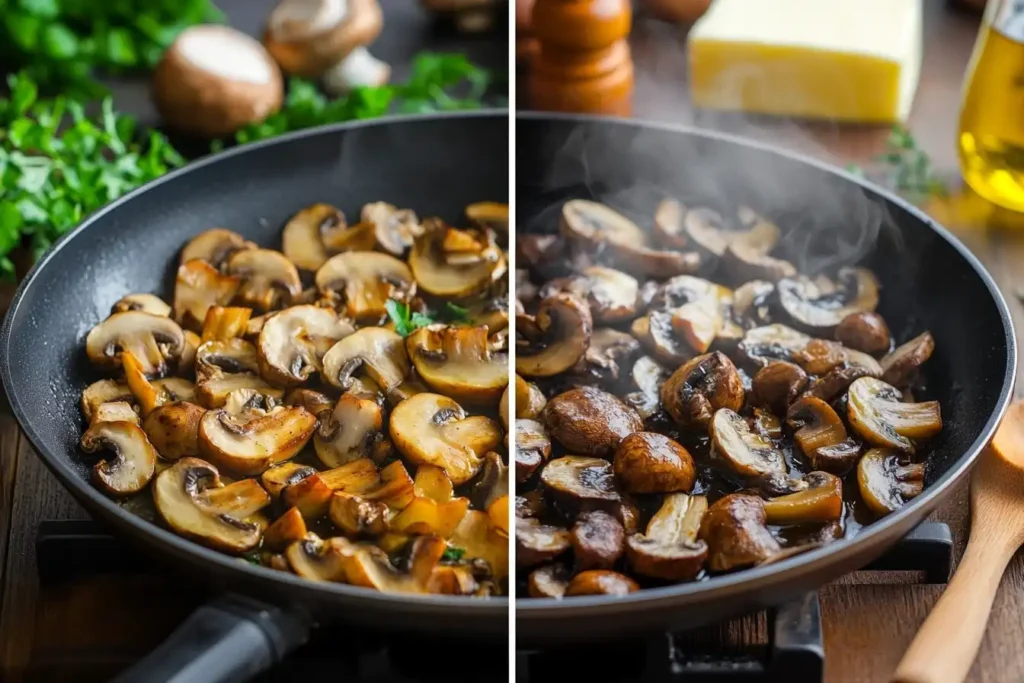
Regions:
[[0, 112, 509, 683], [514, 113, 1017, 646]]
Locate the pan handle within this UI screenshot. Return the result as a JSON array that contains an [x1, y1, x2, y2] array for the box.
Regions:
[[110, 593, 311, 683]]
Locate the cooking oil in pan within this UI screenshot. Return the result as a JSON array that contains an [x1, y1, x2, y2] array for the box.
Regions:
[[959, 0, 1024, 212]]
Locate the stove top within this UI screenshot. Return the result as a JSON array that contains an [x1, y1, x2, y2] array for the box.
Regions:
[[34, 520, 953, 683]]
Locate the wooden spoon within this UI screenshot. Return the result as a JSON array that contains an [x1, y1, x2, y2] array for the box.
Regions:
[[892, 400, 1024, 683]]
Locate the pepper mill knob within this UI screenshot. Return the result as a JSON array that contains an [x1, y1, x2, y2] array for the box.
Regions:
[[527, 0, 634, 115]]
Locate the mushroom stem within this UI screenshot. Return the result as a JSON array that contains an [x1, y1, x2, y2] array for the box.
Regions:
[[321, 46, 390, 95]]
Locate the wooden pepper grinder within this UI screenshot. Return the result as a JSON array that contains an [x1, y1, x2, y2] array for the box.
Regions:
[[527, 0, 634, 116]]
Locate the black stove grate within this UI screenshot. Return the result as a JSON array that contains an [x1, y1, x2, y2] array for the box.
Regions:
[[35, 519, 953, 683]]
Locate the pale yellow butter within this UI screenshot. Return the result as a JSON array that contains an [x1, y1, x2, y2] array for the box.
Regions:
[[688, 0, 923, 123]]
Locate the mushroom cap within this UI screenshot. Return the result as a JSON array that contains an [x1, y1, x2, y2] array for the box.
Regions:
[[362, 201, 421, 256], [406, 324, 508, 405], [227, 248, 303, 312], [660, 352, 745, 430], [613, 432, 696, 494], [142, 401, 206, 460], [86, 311, 186, 377], [258, 305, 355, 386], [264, 0, 384, 77], [314, 393, 384, 468], [315, 250, 415, 320], [389, 392, 502, 485], [835, 311, 892, 355], [180, 228, 256, 269], [174, 259, 242, 330], [112, 293, 172, 317], [543, 386, 642, 458], [516, 292, 593, 378], [153, 25, 284, 138], [699, 493, 780, 572], [153, 457, 266, 553], [515, 418, 551, 482], [751, 361, 808, 415], [571, 509, 625, 571], [880, 331, 934, 387], [321, 327, 409, 392], [198, 404, 317, 475], [80, 420, 158, 496]]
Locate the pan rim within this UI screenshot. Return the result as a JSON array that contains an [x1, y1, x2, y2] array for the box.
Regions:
[[513, 112, 1017, 616], [0, 111, 510, 614]]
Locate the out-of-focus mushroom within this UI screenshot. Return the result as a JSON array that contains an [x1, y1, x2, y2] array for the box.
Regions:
[[409, 219, 505, 297], [564, 570, 639, 596], [86, 311, 186, 378], [751, 361, 808, 415], [321, 327, 409, 393], [469, 451, 508, 511], [879, 331, 935, 387], [179, 330, 201, 376], [623, 355, 670, 420], [541, 267, 639, 323], [699, 493, 780, 572], [80, 421, 158, 496], [449, 509, 509, 581], [626, 493, 708, 581], [539, 456, 620, 505], [281, 203, 376, 271], [154, 458, 270, 553], [515, 419, 551, 482], [263, 506, 309, 552], [142, 402, 206, 460], [721, 241, 796, 283], [571, 510, 625, 571], [361, 202, 420, 256], [181, 229, 256, 270], [735, 324, 811, 369], [199, 403, 316, 475], [314, 393, 384, 468], [263, 0, 388, 96], [835, 311, 892, 354], [258, 305, 354, 386], [847, 377, 942, 453], [660, 352, 745, 430], [406, 324, 508, 405], [90, 401, 140, 426], [174, 259, 242, 331], [762, 471, 843, 524], [613, 432, 696, 494], [153, 25, 284, 138], [516, 491, 546, 519], [786, 396, 861, 475], [710, 408, 787, 478], [465, 202, 508, 232], [857, 448, 925, 516], [516, 293, 593, 378], [389, 392, 502, 485], [732, 280, 775, 326], [112, 293, 172, 317], [652, 198, 689, 249], [516, 517, 571, 567], [315, 251, 414, 321], [195, 338, 283, 408], [514, 374, 548, 419], [527, 564, 572, 598], [792, 339, 848, 376], [543, 386, 643, 458], [570, 328, 639, 386], [777, 267, 880, 335]]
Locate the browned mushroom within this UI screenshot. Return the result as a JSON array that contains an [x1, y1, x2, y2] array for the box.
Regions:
[[786, 396, 860, 475], [762, 471, 843, 524], [564, 570, 639, 596], [80, 421, 158, 496], [541, 266, 640, 323], [199, 403, 316, 475], [699, 493, 780, 572], [613, 432, 696, 494], [226, 248, 303, 312], [361, 202, 420, 256], [857, 448, 925, 516], [409, 218, 504, 298], [515, 419, 551, 482], [406, 324, 508, 405], [180, 228, 256, 269], [835, 311, 891, 354], [710, 408, 787, 478], [660, 352, 745, 430], [626, 493, 708, 581], [847, 377, 942, 453], [257, 305, 354, 386], [751, 361, 808, 415], [281, 203, 376, 271], [571, 510, 625, 571], [86, 311, 186, 377], [880, 331, 935, 387], [527, 564, 572, 598], [142, 402, 206, 460], [542, 386, 642, 458], [776, 267, 879, 335], [516, 517, 571, 566], [516, 292, 593, 378], [540, 456, 620, 505]]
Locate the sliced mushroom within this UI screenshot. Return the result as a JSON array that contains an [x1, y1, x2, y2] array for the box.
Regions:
[[80, 421, 158, 496], [515, 419, 551, 482], [263, 506, 309, 551], [450, 509, 509, 581], [721, 240, 796, 283], [804, 364, 879, 403], [835, 311, 892, 355], [409, 219, 504, 297], [652, 198, 688, 249], [406, 324, 508, 405], [315, 251, 415, 320], [86, 311, 186, 377], [613, 432, 696, 494], [142, 402, 206, 460], [626, 493, 708, 581], [516, 517, 571, 567], [683, 207, 732, 257], [792, 339, 848, 376], [732, 280, 775, 326], [261, 461, 320, 498], [174, 258, 242, 330], [153, 457, 267, 553], [543, 386, 643, 458], [314, 393, 384, 468], [90, 401, 140, 426], [389, 392, 502, 485], [857, 448, 925, 516], [539, 456, 620, 505], [762, 471, 843, 524], [847, 377, 942, 453], [570, 509, 625, 571], [527, 564, 572, 598], [736, 324, 811, 369], [564, 570, 639, 596], [361, 201, 420, 256], [81, 380, 135, 421], [542, 267, 639, 323], [284, 388, 334, 417], [199, 306, 254, 343], [390, 494, 470, 538], [281, 458, 400, 518], [112, 293, 172, 317], [195, 338, 282, 408], [630, 312, 687, 365], [660, 352, 745, 430], [751, 361, 808, 415], [623, 355, 670, 419], [710, 408, 787, 478], [699, 493, 780, 572], [321, 327, 409, 393], [560, 199, 646, 252], [258, 305, 355, 386], [285, 534, 353, 581], [198, 404, 317, 475], [514, 374, 548, 419], [787, 395, 850, 456], [329, 492, 390, 536], [226, 248, 303, 312], [516, 293, 593, 378], [776, 267, 880, 334], [180, 228, 256, 269], [571, 327, 639, 385], [469, 452, 508, 511], [282, 203, 375, 271], [880, 331, 935, 387]]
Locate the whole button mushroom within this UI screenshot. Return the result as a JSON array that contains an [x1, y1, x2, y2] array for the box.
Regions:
[[543, 386, 643, 458], [613, 432, 696, 494], [264, 0, 390, 96], [660, 351, 745, 431], [835, 311, 892, 355]]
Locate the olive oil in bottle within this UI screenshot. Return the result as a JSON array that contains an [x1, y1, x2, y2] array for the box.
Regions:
[[959, 0, 1024, 211]]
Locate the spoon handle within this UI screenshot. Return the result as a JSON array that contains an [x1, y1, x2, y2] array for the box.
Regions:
[[891, 532, 1017, 683]]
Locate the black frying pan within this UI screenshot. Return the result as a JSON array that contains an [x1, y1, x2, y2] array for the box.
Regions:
[[514, 113, 1017, 645], [0, 112, 509, 683]]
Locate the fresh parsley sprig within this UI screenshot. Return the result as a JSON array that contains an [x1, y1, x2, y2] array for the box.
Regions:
[[441, 545, 466, 562], [846, 124, 948, 202], [385, 299, 472, 337]]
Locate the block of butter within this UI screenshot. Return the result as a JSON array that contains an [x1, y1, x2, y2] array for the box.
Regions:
[[688, 0, 923, 123]]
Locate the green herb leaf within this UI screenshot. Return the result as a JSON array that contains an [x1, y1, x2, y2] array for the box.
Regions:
[[441, 302, 471, 324], [385, 299, 415, 337], [41, 22, 79, 59], [441, 546, 466, 562]]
